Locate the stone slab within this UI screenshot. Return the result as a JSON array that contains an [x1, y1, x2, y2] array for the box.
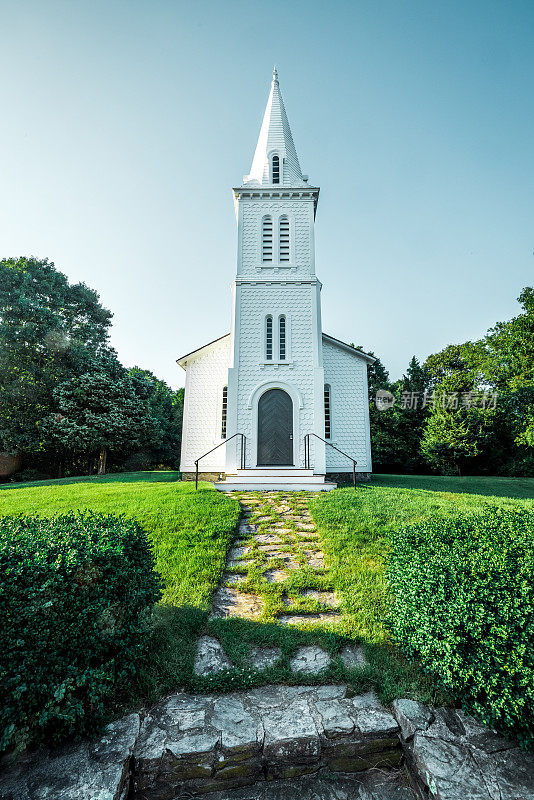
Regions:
[[290, 645, 331, 674], [210, 586, 264, 620], [194, 635, 234, 676]]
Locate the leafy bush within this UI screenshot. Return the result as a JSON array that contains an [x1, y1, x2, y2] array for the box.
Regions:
[[0, 512, 161, 751], [388, 507, 534, 746]]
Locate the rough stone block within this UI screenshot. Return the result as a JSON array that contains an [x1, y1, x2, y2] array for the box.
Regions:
[[0, 713, 140, 800], [312, 698, 355, 738], [210, 696, 263, 757], [392, 698, 433, 741], [262, 697, 320, 763], [410, 732, 491, 799], [265, 763, 320, 780], [339, 644, 367, 669], [351, 704, 399, 739]]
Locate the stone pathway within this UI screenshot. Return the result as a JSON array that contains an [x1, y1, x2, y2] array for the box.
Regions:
[[195, 492, 367, 677]]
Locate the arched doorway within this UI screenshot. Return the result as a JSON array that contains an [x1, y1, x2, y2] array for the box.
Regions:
[[257, 388, 293, 466]]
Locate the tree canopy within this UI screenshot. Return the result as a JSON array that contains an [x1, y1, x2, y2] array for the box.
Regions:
[[0, 257, 183, 478]]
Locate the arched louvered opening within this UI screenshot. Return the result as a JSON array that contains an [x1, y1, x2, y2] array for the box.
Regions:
[[221, 386, 228, 439], [279, 216, 290, 262], [262, 216, 273, 262], [271, 154, 280, 184], [324, 384, 332, 439], [278, 315, 286, 360], [265, 316, 273, 360]]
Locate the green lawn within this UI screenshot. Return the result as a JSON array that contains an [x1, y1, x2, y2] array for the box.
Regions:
[[2, 470, 533, 709], [0, 472, 240, 702]]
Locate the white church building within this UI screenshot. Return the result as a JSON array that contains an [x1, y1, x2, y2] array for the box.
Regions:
[[178, 70, 374, 490]]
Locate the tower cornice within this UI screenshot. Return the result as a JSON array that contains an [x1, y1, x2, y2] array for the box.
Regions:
[[233, 186, 320, 217]]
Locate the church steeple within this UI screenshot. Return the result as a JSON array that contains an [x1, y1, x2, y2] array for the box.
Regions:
[[243, 68, 307, 187]]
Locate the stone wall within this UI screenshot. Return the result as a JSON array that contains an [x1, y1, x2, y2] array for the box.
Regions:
[[2, 686, 533, 800]]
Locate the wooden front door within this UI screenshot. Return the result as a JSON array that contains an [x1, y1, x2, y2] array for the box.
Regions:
[[257, 389, 293, 466]]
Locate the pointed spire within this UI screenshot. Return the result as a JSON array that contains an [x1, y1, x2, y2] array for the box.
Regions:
[[243, 69, 306, 186]]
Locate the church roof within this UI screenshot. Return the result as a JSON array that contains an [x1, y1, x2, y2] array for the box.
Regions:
[[243, 68, 307, 187], [322, 334, 376, 363], [176, 333, 230, 369], [177, 332, 375, 370]]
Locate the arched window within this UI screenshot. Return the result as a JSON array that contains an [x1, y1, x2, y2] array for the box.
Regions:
[[279, 216, 290, 262], [262, 216, 273, 262], [271, 154, 280, 184], [265, 316, 273, 360], [324, 384, 331, 439], [221, 386, 228, 438], [279, 315, 286, 360]]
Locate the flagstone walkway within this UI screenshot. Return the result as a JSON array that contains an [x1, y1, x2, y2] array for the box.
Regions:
[[194, 492, 366, 676]]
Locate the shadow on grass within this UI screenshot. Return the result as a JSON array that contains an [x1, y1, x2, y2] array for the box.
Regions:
[[186, 615, 450, 707], [0, 470, 182, 491], [125, 604, 207, 710], [368, 473, 534, 500]]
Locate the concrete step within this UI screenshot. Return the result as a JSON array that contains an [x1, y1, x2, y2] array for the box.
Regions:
[[234, 468, 316, 478], [215, 481, 337, 492], [224, 475, 327, 485]]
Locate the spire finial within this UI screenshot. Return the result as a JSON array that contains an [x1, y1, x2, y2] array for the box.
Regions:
[[272, 65, 278, 83]]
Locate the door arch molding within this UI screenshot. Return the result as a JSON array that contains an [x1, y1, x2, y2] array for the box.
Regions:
[[247, 381, 302, 467]]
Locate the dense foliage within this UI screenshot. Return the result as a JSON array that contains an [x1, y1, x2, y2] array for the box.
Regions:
[[365, 286, 534, 476], [0, 257, 184, 477], [388, 507, 534, 746], [0, 511, 161, 751]]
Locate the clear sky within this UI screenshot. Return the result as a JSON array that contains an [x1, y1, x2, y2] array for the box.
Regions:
[[1, 0, 533, 388]]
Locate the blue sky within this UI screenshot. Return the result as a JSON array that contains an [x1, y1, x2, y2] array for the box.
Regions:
[[1, 0, 533, 388]]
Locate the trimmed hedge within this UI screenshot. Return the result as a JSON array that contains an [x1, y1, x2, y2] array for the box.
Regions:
[[388, 507, 534, 746], [0, 512, 161, 751]]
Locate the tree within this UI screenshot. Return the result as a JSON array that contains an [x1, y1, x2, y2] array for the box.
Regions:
[[356, 348, 403, 469], [483, 287, 534, 452], [0, 257, 112, 456], [42, 356, 161, 474], [128, 368, 184, 468], [392, 356, 432, 472], [421, 342, 498, 475]]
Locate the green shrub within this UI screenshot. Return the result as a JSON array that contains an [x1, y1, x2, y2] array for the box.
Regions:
[[388, 507, 534, 746], [0, 512, 161, 751]]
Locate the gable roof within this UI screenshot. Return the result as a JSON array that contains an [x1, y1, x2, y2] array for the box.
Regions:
[[322, 333, 376, 363], [176, 333, 230, 369], [176, 331, 375, 371]]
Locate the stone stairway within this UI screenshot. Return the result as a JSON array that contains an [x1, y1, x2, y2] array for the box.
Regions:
[[4, 687, 533, 799]]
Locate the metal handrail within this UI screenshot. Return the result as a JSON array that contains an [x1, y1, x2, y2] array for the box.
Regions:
[[194, 433, 246, 489], [304, 432, 357, 488]]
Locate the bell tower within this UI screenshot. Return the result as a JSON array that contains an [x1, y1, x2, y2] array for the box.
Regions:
[[225, 69, 326, 475]]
